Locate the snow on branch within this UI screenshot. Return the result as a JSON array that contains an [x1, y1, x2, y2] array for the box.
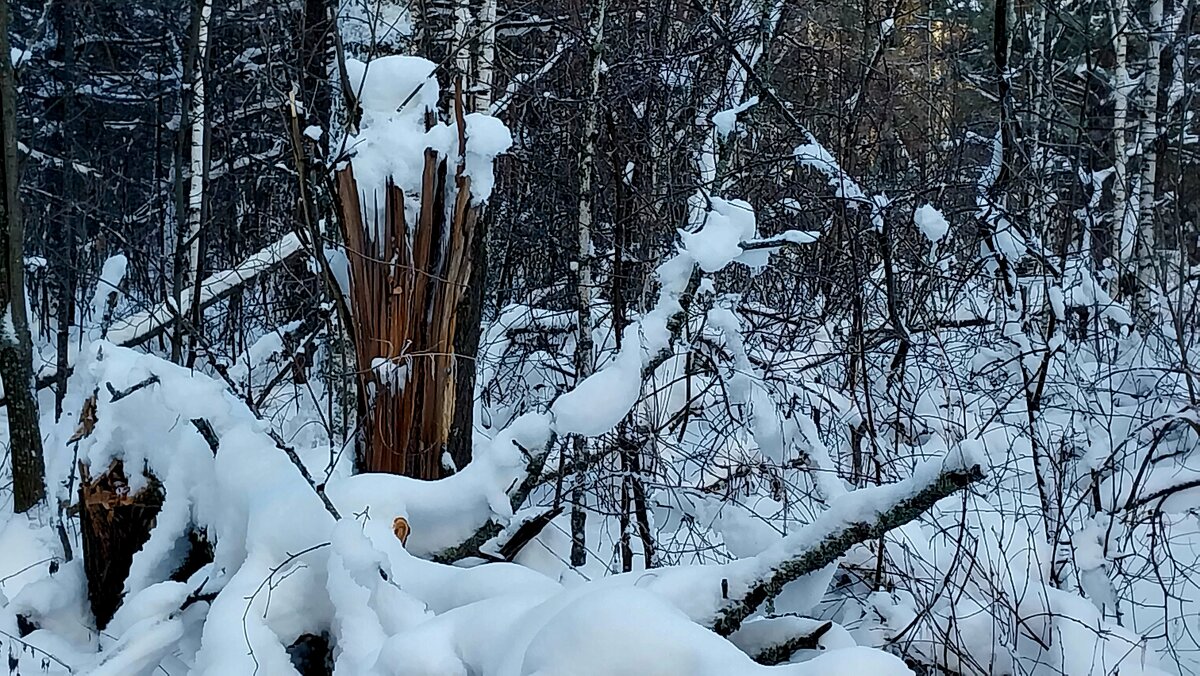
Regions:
[[107, 233, 303, 348], [793, 142, 869, 206], [739, 230, 821, 251], [2, 233, 305, 408], [709, 449, 986, 636]]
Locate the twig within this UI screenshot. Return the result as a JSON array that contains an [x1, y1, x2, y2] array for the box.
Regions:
[[241, 543, 331, 676], [105, 375, 160, 403]]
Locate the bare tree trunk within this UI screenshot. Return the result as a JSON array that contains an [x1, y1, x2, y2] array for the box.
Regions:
[[445, 0, 501, 471], [300, 0, 335, 148], [171, 0, 210, 364], [0, 0, 47, 513], [1136, 0, 1164, 301], [473, 0, 497, 114], [447, 217, 485, 471], [49, 0, 80, 421], [569, 0, 607, 569], [414, 0, 457, 106], [184, 0, 213, 367], [1112, 0, 1132, 268]]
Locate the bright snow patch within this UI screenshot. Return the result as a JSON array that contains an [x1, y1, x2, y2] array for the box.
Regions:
[[914, 204, 950, 243]]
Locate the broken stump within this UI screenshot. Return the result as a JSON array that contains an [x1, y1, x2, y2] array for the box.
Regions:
[[78, 460, 163, 630]]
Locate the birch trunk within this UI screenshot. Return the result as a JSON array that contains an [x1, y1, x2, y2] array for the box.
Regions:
[[473, 0, 497, 113], [170, 0, 210, 363], [1112, 0, 1133, 267], [571, 0, 607, 567], [184, 0, 211, 289], [183, 0, 212, 365]]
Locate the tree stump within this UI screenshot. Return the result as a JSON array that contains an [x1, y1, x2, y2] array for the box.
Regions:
[[78, 460, 163, 629]]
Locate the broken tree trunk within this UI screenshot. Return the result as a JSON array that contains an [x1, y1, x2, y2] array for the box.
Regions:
[[78, 460, 164, 630], [334, 85, 481, 479]]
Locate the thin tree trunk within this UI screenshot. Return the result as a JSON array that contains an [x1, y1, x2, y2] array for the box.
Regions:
[[300, 0, 335, 152], [1112, 0, 1132, 267], [0, 0, 47, 513], [570, 0, 607, 568], [473, 0, 497, 113], [49, 0, 80, 421], [184, 0, 213, 366], [171, 0, 208, 364], [1136, 0, 1164, 300]]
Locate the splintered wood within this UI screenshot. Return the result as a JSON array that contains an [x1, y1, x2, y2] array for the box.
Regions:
[[78, 460, 163, 629], [335, 87, 478, 480]]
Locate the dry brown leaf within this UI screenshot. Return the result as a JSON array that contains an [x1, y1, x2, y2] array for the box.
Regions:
[[392, 516, 410, 545]]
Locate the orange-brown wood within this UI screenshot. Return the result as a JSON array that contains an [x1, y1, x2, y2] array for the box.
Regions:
[[334, 95, 479, 479]]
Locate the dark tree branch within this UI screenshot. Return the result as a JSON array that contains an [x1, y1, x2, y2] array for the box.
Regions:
[[752, 620, 833, 665], [711, 463, 984, 636]]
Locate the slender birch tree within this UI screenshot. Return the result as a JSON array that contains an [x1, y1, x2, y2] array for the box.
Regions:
[[569, 0, 607, 567]]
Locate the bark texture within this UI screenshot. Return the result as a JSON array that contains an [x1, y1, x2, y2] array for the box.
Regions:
[[0, 0, 47, 513], [78, 461, 163, 629]]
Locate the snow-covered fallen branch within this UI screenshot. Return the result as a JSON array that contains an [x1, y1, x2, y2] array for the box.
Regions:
[[431, 434, 558, 563], [2, 233, 304, 408], [107, 233, 303, 347], [733, 618, 836, 665], [709, 450, 985, 635]]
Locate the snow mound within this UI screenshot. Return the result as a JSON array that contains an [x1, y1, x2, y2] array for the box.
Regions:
[[914, 204, 949, 243]]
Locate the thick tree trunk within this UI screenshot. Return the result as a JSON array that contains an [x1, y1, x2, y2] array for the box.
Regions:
[[443, 0, 501, 471], [334, 87, 482, 479], [447, 220, 486, 471], [0, 0, 47, 513]]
